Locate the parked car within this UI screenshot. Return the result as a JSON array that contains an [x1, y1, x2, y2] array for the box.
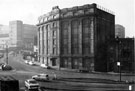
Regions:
[[24, 60, 29, 64], [40, 64, 50, 69], [77, 67, 90, 73], [28, 61, 35, 65], [32, 74, 49, 81], [25, 79, 39, 90], [2, 64, 12, 71]]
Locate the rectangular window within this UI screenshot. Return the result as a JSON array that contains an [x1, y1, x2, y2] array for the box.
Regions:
[[52, 59, 56, 66], [72, 58, 79, 69], [53, 30, 57, 37], [42, 27, 44, 54], [61, 58, 68, 68], [61, 21, 69, 55], [71, 20, 79, 54], [82, 18, 93, 54], [53, 39, 56, 46], [53, 47, 56, 54]]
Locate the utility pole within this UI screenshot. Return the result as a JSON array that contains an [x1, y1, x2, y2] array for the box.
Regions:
[[5, 41, 8, 65], [117, 62, 121, 81]]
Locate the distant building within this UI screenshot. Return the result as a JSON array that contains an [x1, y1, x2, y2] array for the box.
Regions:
[[0, 25, 9, 34], [0, 25, 9, 52], [115, 24, 125, 38], [0, 34, 9, 51], [9, 20, 37, 52], [37, 3, 115, 72], [9, 21, 23, 48], [23, 24, 37, 52]]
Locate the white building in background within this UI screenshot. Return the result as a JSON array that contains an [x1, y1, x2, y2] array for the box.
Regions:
[[0, 20, 37, 52], [0, 25, 9, 34], [0, 25, 10, 52], [9, 20, 37, 52]]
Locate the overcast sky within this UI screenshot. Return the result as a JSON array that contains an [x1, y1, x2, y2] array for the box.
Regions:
[[0, 0, 134, 37]]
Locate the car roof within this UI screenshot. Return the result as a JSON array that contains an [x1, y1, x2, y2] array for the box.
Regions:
[[27, 79, 36, 81], [38, 73, 48, 76], [41, 73, 48, 75]]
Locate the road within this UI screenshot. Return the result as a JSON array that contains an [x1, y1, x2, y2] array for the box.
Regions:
[[0, 54, 134, 91]]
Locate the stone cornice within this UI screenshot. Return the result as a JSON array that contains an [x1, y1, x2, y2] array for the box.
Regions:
[[37, 3, 114, 25], [38, 3, 97, 25]]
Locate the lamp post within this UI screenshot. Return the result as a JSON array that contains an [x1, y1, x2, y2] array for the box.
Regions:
[[117, 62, 121, 81], [5, 41, 8, 65], [116, 37, 121, 82]]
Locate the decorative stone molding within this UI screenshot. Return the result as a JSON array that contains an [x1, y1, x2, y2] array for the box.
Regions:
[[37, 3, 114, 26], [38, 3, 96, 25]]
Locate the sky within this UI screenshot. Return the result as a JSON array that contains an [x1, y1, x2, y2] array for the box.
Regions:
[[0, 0, 134, 37]]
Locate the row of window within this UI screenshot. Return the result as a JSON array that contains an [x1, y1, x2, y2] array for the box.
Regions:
[[38, 22, 58, 55], [38, 18, 94, 55], [61, 19, 94, 54], [39, 22, 58, 31]]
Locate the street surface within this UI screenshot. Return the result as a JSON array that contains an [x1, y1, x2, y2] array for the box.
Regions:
[[0, 54, 134, 91]]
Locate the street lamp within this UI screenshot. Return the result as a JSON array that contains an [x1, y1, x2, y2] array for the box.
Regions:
[[116, 36, 121, 82]]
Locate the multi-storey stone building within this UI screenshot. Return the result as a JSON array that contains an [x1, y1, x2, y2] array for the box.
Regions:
[[37, 3, 115, 72]]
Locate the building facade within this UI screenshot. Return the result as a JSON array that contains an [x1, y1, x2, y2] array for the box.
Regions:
[[115, 24, 125, 38], [23, 24, 37, 52], [0, 25, 10, 52], [0, 34, 9, 52], [37, 3, 115, 72], [9, 21, 23, 48], [9, 20, 37, 52], [0, 25, 9, 34]]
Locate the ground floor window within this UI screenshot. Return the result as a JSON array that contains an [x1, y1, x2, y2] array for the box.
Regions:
[[71, 58, 81, 69], [61, 58, 68, 67], [52, 59, 56, 66]]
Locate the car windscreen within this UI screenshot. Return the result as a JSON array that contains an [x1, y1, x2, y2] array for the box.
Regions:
[[29, 80, 37, 84]]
